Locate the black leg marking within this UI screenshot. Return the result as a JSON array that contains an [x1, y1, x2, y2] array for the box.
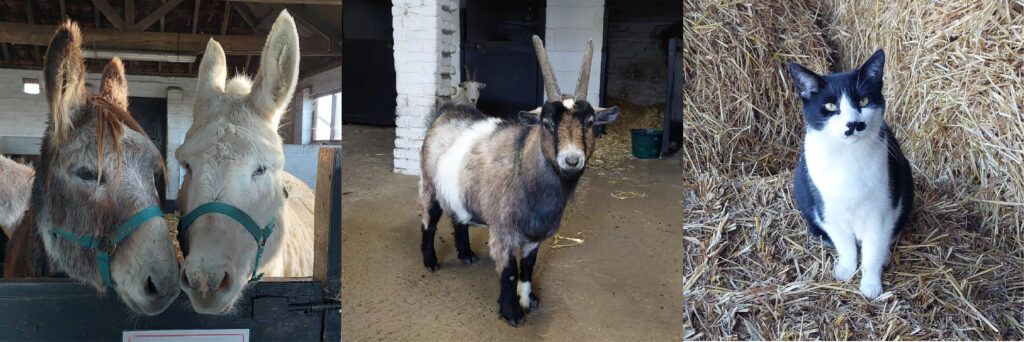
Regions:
[[421, 200, 442, 272], [497, 251, 525, 327], [453, 223, 478, 264], [519, 245, 540, 312]]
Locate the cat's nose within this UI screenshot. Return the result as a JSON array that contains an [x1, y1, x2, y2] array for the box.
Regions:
[[846, 121, 866, 134]]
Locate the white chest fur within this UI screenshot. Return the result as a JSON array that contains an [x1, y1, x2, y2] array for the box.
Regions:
[[803, 131, 901, 240]]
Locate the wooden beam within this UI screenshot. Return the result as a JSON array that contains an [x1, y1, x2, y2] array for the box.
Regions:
[[228, 0, 341, 5], [232, 3, 258, 31], [133, 0, 184, 31], [91, 0, 125, 30], [24, 0, 42, 65], [220, 2, 231, 34], [285, 5, 341, 40], [0, 22, 333, 54], [313, 147, 342, 298], [191, 0, 200, 33], [125, 0, 135, 27]]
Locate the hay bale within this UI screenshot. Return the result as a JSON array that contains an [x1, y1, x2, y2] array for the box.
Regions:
[[682, 0, 1024, 339], [681, 0, 833, 176]]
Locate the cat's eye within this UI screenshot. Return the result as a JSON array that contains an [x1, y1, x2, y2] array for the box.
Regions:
[[859, 98, 869, 107], [824, 103, 838, 111]]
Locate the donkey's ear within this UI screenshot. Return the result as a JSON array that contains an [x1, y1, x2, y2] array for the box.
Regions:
[[197, 39, 227, 103], [98, 57, 129, 110], [250, 10, 300, 125], [44, 21, 88, 144]]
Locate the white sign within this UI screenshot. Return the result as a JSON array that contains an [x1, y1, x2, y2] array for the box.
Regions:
[[122, 329, 250, 342]]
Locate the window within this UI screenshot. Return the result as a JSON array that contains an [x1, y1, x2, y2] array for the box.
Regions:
[[313, 92, 341, 142]]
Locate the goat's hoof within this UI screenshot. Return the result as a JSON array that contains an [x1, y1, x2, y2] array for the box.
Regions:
[[458, 252, 479, 264], [500, 304, 525, 327], [522, 293, 539, 313], [423, 256, 440, 272]]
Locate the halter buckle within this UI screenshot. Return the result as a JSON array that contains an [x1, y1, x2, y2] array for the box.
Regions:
[[97, 236, 117, 254]]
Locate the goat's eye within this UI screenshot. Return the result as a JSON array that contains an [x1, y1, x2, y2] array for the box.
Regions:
[[824, 103, 838, 111], [542, 120, 554, 131], [859, 98, 869, 107], [253, 166, 267, 178], [74, 167, 98, 182], [586, 117, 595, 128]]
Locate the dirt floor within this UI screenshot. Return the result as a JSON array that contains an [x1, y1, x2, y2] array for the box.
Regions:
[[340, 125, 682, 340]]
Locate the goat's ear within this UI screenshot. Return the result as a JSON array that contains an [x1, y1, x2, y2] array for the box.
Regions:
[[594, 106, 620, 125], [250, 10, 300, 126], [479, 83, 486, 89], [44, 21, 88, 144], [518, 107, 542, 126], [98, 57, 128, 110]]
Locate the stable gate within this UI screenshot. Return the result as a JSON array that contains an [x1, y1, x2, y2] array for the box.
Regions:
[[0, 148, 342, 341]]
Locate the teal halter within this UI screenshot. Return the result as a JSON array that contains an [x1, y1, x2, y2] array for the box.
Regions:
[[177, 202, 275, 282], [49, 205, 164, 290]]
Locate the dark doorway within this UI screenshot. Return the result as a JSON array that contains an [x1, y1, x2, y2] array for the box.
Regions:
[[342, 0, 397, 126], [127, 97, 168, 208], [461, 0, 546, 117]]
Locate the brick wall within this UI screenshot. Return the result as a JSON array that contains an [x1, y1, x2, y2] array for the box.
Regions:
[[391, 0, 460, 175]]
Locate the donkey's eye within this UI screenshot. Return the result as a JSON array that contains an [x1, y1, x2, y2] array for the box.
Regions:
[[824, 103, 838, 111], [859, 98, 869, 107], [253, 166, 267, 178], [74, 167, 98, 182]]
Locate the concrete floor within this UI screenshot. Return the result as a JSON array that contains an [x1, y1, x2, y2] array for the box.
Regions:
[[341, 125, 682, 340]]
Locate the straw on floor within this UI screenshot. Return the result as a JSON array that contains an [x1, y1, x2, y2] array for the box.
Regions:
[[682, 0, 1023, 340]]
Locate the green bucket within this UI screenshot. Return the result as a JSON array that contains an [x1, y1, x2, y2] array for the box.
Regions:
[[630, 128, 662, 159]]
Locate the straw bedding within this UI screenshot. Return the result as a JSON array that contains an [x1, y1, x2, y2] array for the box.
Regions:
[[682, 0, 1023, 339], [591, 97, 665, 171]]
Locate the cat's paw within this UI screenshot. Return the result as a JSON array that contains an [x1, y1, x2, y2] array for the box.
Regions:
[[833, 263, 856, 281], [859, 281, 883, 299]]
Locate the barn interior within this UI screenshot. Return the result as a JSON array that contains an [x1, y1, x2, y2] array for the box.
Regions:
[[0, 0, 342, 278], [340, 0, 683, 337]]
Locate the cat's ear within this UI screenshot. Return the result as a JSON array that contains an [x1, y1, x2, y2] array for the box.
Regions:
[[858, 49, 885, 86], [788, 62, 823, 100]]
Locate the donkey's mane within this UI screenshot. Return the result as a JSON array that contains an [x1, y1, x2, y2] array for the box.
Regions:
[[78, 95, 157, 180]]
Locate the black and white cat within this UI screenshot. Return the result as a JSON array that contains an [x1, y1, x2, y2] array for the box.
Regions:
[[788, 50, 914, 299]]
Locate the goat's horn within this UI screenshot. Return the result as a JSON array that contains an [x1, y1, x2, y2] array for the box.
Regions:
[[532, 35, 561, 102], [464, 65, 471, 81], [575, 39, 594, 101]]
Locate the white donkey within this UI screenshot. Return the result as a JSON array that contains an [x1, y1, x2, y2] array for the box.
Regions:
[[174, 10, 314, 314], [0, 155, 33, 237]]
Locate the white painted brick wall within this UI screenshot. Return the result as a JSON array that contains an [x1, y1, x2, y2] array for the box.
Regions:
[[392, 0, 460, 175], [546, 0, 606, 104], [0, 68, 197, 200], [282, 144, 320, 187]]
